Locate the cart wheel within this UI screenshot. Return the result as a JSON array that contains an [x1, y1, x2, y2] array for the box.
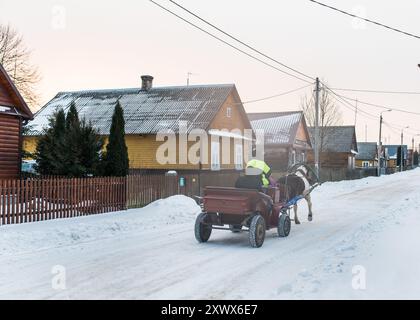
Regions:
[[278, 213, 291, 237], [229, 224, 243, 233], [249, 215, 266, 248], [195, 212, 212, 243]]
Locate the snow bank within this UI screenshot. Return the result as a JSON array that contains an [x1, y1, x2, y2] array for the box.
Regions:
[[0, 195, 200, 256]]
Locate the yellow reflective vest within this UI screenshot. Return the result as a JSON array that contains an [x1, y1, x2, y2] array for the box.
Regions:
[[246, 159, 271, 186]]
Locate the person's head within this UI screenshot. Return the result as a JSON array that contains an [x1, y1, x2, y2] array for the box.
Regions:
[[245, 167, 263, 176]]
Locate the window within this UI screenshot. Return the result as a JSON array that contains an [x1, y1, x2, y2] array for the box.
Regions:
[[211, 141, 220, 171], [292, 150, 296, 164], [226, 107, 232, 118], [362, 161, 370, 168], [235, 143, 243, 170], [301, 152, 306, 163]]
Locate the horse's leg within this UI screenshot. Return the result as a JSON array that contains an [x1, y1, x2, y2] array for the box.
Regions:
[[293, 204, 300, 224], [305, 193, 313, 221]]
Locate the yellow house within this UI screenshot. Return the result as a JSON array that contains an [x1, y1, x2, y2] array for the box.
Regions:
[[24, 76, 253, 172]]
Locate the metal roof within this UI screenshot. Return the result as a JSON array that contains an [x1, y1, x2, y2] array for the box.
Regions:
[[249, 111, 307, 146], [308, 126, 358, 153], [356, 142, 377, 160], [28, 84, 235, 136]]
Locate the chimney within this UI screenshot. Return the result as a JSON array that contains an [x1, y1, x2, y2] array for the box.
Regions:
[[141, 75, 154, 91]]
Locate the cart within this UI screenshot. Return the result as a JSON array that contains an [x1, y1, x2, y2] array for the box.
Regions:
[[194, 186, 304, 248]]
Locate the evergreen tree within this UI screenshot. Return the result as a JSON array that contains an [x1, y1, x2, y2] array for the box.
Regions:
[[34, 105, 104, 177], [35, 109, 67, 175], [65, 102, 83, 176], [102, 101, 129, 176], [414, 151, 419, 166], [79, 119, 104, 176]]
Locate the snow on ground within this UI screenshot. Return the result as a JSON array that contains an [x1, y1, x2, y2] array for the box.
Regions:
[[1, 169, 420, 299], [0, 195, 199, 256]]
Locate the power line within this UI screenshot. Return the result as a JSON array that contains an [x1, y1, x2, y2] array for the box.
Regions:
[[330, 87, 420, 96], [309, 0, 420, 40], [149, 0, 313, 83], [326, 85, 420, 134], [334, 92, 420, 116], [151, 0, 420, 128], [242, 84, 312, 104], [168, 0, 315, 82]]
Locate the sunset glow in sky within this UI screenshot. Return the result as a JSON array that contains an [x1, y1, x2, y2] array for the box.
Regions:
[[2, 0, 420, 145]]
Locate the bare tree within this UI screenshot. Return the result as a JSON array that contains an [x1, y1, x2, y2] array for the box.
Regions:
[[301, 84, 342, 152], [0, 23, 40, 109]]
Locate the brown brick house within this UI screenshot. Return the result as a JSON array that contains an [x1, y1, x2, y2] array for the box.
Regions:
[[0, 64, 33, 179]]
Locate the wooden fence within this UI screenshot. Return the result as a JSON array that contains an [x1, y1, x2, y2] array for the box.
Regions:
[[0, 171, 242, 226], [0, 177, 126, 226], [126, 174, 178, 208]]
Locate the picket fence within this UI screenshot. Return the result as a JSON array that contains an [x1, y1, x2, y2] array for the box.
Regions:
[[0, 177, 126, 226]]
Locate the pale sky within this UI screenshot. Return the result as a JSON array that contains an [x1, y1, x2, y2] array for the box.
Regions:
[[2, 0, 420, 145]]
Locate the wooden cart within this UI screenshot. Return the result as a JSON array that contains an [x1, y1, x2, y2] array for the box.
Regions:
[[195, 186, 294, 248]]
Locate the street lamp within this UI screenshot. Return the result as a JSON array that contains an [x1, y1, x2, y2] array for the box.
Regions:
[[400, 126, 409, 172], [378, 109, 392, 176]]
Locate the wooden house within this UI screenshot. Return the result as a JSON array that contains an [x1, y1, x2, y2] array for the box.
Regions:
[[248, 111, 312, 173], [0, 64, 33, 179], [24, 76, 252, 173], [307, 126, 358, 169], [355, 142, 378, 168]]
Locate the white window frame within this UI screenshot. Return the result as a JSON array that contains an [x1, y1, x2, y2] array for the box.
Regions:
[[211, 141, 220, 171], [226, 107, 232, 118], [235, 143, 243, 170]]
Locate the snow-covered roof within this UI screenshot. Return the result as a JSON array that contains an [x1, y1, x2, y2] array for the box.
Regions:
[[248, 111, 309, 146], [27, 84, 237, 136]]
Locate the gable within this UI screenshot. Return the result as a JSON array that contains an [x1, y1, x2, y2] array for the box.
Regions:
[[0, 64, 33, 119], [208, 86, 252, 132], [250, 111, 310, 147], [308, 126, 357, 153]]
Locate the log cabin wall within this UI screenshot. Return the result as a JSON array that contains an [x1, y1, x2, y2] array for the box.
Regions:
[[0, 113, 21, 178]]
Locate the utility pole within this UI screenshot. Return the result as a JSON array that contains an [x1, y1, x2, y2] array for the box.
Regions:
[[314, 77, 320, 178], [377, 110, 391, 177], [354, 99, 358, 126], [400, 130, 404, 172], [400, 126, 409, 172], [378, 114, 383, 177], [365, 124, 367, 142]]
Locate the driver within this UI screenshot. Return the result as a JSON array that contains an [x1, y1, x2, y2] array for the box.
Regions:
[[245, 159, 276, 187]]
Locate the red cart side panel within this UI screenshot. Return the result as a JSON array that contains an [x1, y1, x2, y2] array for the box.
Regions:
[[204, 195, 250, 214]]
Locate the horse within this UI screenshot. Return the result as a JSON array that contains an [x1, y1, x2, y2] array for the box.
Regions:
[[277, 164, 318, 225]]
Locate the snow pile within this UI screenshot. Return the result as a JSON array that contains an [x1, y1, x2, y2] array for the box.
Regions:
[[0, 195, 200, 256]]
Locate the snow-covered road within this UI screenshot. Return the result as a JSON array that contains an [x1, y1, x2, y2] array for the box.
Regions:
[[1, 169, 420, 299]]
